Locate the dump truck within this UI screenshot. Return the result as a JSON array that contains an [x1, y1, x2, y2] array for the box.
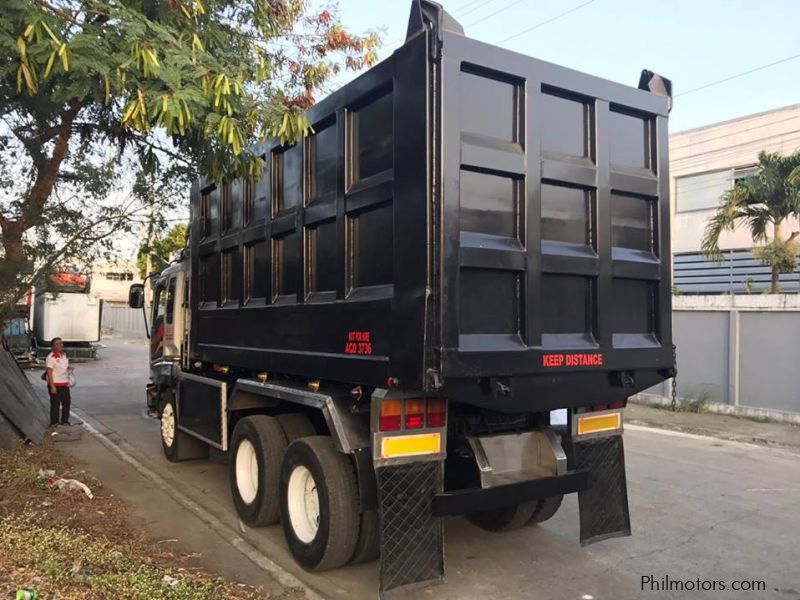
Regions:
[[128, 1, 674, 595]]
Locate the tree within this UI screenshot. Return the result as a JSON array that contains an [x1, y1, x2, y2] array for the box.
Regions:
[[0, 0, 379, 319], [702, 151, 800, 294], [137, 222, 186, 278]]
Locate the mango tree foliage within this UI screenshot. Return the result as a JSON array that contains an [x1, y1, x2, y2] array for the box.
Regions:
[[0, 0, 380, 318]]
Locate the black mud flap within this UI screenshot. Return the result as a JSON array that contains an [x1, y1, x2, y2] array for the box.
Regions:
[[376, 461, 444, 598], [565, 434, 631, 545]]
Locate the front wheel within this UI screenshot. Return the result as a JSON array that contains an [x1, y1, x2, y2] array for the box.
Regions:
[[161, 395, 208, 462], [279, 436, 360, 571]]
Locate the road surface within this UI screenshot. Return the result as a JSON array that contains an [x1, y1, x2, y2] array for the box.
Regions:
[[43, 338, 800, 599]]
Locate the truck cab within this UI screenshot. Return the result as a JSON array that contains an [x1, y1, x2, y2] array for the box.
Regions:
[[130, 261, 190, 414]]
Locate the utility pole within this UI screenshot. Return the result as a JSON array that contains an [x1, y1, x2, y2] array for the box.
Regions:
[[144, 189, 156, 304]]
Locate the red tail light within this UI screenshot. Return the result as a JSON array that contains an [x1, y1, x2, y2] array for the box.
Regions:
[[426, 398, 446, 428], [379, 400, 402, 431], [405, 399, 426, 429]]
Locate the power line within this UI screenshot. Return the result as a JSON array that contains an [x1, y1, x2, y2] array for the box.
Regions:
[[457, 0, 501, 20], [463, 0, 529, 29], [497, 0, 595, 44], [677, 52, 800, 97]]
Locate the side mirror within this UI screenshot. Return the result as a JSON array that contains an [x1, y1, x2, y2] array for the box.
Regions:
[[128, 284, 145, 309]]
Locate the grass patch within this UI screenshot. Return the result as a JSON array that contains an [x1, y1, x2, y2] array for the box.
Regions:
[[0, 441, 272, 599], [647, 390, 711, 413], [678, 394, 710, 414]]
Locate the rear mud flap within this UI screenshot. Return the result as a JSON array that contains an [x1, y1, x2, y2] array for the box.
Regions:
[[565, 435, 631, 545], [376, 461, 444, 597]]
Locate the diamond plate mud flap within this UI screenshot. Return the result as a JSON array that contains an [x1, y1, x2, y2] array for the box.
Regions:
[[564, 434, 631, 545], [376, 460, 444, 597]]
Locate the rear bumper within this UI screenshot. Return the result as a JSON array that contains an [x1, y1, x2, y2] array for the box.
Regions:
[[431, 469, 589, 517]]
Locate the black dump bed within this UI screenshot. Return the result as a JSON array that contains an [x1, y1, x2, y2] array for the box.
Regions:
[[189, 0, 674, 412]]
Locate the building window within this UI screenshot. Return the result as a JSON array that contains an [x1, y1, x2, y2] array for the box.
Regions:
[[103, 271, 134, 281], [732, 165, 759, 185], [676, 170, 732, 213]]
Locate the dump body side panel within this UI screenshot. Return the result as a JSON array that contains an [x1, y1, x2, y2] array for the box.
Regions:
[[438, 32, 673, 410], [188, 35, 432, 389]]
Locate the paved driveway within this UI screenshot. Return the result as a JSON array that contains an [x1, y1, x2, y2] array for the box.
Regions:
[[47, 338, 800, 599]]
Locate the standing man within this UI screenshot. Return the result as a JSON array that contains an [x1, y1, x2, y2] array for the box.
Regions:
[[46, 337, 71, 426]]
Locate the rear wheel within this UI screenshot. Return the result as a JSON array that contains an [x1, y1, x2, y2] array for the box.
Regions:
[[277, 413, 316, 442], [468, 501, 539, 532], [229, 416, 287, 526], [280, 436, 360, 571], [349, 509, 380, 564], [528, 495, 563, 525]]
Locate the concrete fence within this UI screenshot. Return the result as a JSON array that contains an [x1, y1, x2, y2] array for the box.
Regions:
[[638, 294, 800, 422], [102, 304, 147, 338]]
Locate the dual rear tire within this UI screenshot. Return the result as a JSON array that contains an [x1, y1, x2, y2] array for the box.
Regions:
[[467, 495, 564, 532], [228, 414, 378, 570]]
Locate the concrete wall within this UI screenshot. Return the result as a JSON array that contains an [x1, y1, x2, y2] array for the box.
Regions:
[[670, 103, 800, 254], [644, 295, 800, 417], [102, 305, 147, 338]]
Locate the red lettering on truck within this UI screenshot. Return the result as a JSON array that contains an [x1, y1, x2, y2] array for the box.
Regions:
[[345, 331, 372, 355], [542, 352, 603, 368]]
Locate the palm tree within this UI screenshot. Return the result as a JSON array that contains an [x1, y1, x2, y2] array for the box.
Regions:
[[702, 150, 800, 294]]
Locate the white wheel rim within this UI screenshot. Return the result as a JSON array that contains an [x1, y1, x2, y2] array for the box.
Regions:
[[161, 403, 175, 447], [287, 465, 320, 543], [235, 439, 259, 505]]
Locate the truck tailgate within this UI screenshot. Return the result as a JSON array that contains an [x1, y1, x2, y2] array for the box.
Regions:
[[438, 33, 672, 386]]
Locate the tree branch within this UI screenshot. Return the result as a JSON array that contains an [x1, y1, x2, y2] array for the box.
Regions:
[[20, 100, 83, 230]]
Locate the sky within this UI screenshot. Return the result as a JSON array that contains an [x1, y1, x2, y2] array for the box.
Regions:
[[333, 0, 800, 133]]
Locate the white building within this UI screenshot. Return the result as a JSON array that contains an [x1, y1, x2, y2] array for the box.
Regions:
[[669, 103, 800, 293], [90, 259, 141, 305]]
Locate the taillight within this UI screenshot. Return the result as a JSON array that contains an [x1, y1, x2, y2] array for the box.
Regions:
[[426, 398, 446, 428], [405, 399, 426, 429], [379, 400, 402, 431]]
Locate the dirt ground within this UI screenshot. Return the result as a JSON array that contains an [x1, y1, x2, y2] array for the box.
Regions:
[[0, 440, 278, 599]]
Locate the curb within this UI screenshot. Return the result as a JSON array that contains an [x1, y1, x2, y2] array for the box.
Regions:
[[72, 407, 325, 600], [625, 423, 800, 458], [631, 393, 800, 426]]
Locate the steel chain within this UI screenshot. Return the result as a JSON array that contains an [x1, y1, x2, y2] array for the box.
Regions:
[[670, 344, 678, 411]]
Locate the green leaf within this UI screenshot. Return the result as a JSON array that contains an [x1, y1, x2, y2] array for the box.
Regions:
[[103, 74, 110, 105], [44, 51, 56, 78], [16, 37, 26, 61], [58, 43, 69, 71], [40, 20, 60, 44]]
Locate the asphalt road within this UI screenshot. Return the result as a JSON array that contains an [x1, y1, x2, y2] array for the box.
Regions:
[[43, 338, 800, 599]]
